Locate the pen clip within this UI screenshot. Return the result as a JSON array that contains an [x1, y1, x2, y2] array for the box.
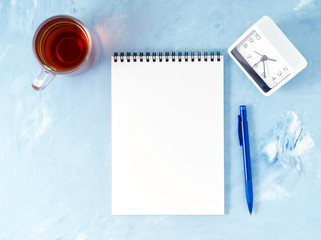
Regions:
[[238, 115, 243, 146]]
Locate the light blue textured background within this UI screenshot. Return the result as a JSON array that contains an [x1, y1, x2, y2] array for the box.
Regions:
[[1, 0, 321, 239]]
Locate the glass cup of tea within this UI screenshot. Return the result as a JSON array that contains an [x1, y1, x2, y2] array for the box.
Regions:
[[32, 15, 93, 90]]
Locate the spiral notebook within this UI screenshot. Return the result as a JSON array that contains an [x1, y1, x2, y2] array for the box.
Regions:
[[112, 51, 224, 215]]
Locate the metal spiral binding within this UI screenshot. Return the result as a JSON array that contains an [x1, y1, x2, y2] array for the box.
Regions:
[[133, 52, 137, 62], [184, 52, 188, 61], [113, 52, 118, 62], [178, 52, 182, 62], [165, 52, 169, 62], [197, 52, 201, 61], [211, 52, 215, 61], [113, 51, 221, 62], [172, 52, 176, 62], [152, 52, 156, 62]]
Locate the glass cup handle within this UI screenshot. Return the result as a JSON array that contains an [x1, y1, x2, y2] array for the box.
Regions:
[[32, 68, 56, 90]]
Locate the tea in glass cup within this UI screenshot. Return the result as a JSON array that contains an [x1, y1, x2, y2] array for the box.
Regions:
[[32, 15, 93, 90]]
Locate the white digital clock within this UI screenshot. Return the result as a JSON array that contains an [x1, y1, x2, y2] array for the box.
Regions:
[[228, 16, 307, 96]]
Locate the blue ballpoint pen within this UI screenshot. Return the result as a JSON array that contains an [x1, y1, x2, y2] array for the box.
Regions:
[[238, 105, 253, 214]]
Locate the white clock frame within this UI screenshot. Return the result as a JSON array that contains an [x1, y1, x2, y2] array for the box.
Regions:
[[228, 16, 307, 96]]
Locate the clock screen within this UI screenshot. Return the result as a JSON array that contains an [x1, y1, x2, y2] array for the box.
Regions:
[[231, 30, 292, 92]]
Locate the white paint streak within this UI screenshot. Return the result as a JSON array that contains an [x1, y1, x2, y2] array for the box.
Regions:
[[0, 46, 11, 62], [257, 111, 315, 201], [256, 173, 290, 201], [10, 0, 17, 7], [20, 105, 52, 145], [31, 221, 49, 234], [257, 184, 289, 201], [264, 141, 277, 164], [293, 0, 314, 11], [261, 111, 314, 171], [76, 233, 87, 240]]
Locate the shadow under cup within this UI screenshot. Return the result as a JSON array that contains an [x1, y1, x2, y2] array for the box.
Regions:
[[32, 15, 92, 90]]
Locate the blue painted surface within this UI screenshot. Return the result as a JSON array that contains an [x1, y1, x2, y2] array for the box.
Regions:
[[1, 0, 321, 239]]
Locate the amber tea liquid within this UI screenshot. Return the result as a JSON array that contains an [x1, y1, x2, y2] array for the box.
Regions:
[[34, 17, 89, 72]]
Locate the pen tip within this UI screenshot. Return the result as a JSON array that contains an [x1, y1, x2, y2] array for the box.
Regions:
[[248, 203, 253, 215]]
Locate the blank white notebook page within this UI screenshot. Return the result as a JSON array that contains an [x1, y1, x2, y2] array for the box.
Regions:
[[111, 54, 224, 215]]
